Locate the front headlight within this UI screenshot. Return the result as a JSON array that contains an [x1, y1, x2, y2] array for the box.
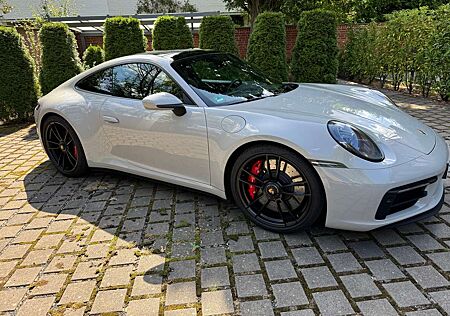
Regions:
[[327, 120, 384, 162]]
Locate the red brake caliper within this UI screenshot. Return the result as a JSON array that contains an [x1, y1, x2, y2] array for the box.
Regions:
[[73, 145, 78, 160], [248, 160, 262, 199]]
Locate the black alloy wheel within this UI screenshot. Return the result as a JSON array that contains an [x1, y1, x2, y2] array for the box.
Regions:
[[42, 116, 88, 177], [231, 145, 325, 232]]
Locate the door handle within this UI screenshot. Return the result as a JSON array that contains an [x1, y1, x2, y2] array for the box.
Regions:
[[103, 115, 119, 124]]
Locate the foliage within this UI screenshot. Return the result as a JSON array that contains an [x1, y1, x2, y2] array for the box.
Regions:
[[281, 0, 357, 23], [152, 15, 193, 50], [37, 0, 76, 18], [39, 22, 83, 95], [0, 27, 39, 123], [291, 9, 338, 83], [223, 0, 282, 25], [103, 17, 147, 61], [136, 0, 196, 13], [199, 16, 238, 55], [83, 45, 104, 69], [247, 12, 288, 82], [340, 5, 450, 100], [1, 0, 11, 14]]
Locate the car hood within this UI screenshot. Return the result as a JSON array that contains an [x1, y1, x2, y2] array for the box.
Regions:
[[236, 83, 436, 155]]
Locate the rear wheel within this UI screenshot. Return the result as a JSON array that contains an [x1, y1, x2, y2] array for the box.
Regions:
[[230, 145, 325, 233], [42, 115, 88, 177]]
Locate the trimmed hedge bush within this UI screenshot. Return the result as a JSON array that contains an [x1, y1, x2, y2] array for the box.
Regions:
[[152, 16, 193, 50], [0, 27, 39, 122], [83, 45, 104, 69], [247, 12, 288, 82], [291, 9, 338, 83], [199, 15, 238, 54], [103, 17, 146, 60], [39, 22, 83, 95]]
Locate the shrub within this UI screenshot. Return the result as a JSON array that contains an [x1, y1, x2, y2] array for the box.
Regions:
[[39, 22, 83, 95], [152, 16, 193, 50], [199, 15, 238, 54], [0, 27, 39, 122], [103, 17, 147, 60], [83, 45, 104, 69], [291, 9, 338, 83], [247, 12, 288, 82]]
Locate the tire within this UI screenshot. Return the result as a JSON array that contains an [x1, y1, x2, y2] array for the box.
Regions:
[[230, 144, 325, 233], [41, 115, 89, 177]]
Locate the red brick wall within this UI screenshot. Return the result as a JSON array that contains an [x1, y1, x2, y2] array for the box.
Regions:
[[74, 24, 353, 59]]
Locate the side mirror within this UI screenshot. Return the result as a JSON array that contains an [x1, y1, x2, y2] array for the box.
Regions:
[[142, 92, 186, 116]]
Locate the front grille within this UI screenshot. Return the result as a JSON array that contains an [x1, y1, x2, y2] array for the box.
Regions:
[[375, 176, 438, 220]]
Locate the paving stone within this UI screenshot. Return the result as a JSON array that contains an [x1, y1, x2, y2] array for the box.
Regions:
[[280, 311, 314, 316], [202, 290, 234, 315], [171, 242, 195, 259], [240, 299, 274, 316], [21, 248, 53, 266], [165, 281, 197, 305], [366, 259, 406, 281], [407, 265, 450, 289], [59, 280, 96, 304], [0, 287, 28, 312], [427, 252, 450, 271], [372, 229, 405, 246], [72, 260, 103, 280], [127, 298, 160, 316], [406, 234, 444, 251], [168, 259, 196, 280], [228, 235, 254, 252], [0, 260, 17, 280], [31, 273, 68, 295], [90, 289, 127, 313], [201, 266, 230, 288], [226, 221, 250, 235], [259, 240, 287, 258], [85, 243, 110, 259], [315, 235, 347, 252], [292, 247, 324, 266], [406, 309, 442, 316], [425, 223, 450, 238], [131, 275, 162, 296], [200, 230, 224, 247], [430, 290, 450, 314], [13, 228, 43, 243], [356, 299, 398, 316], [313, 290, 354, 316], [340, 273, 381, 298], [232, 253, 260, 273], [265, 259, 297, 281], [387, 246, 426, 265], [0, 243, 31, 260], [284, 232, 312, 246], [172, 226, 195, 241], [164, 308, 197, 316], [5, 266, 41, 286], [34, 233, 64, 249], [236, 274, 267, 297], [16, 296, 54, 316], [201, 246, 227, 265], [253, 226, 279, 240], [109, 248, 138, 266], [327, 252, 363, 273], [383, 281, 430, 307], [349, 240, 385, 259], [100, 265, 133, 287], [137, 254, 165, 273], [272, 281, 308, 307], [301, 266, 337, 289]]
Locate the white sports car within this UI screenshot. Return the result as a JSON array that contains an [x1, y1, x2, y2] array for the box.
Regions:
[[35, 50, 448, 232]]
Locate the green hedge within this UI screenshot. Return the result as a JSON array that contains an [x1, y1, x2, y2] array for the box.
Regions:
[[199, 15, 238, 54], [0, 27, 39, 122], [83, 45, 104, 69], [39, 22, 83, 95], [152, 16, 193, 50], [291, 9, 338, 83], [103, 17, 147, 60], [340, 5, 450, 100], [247, 12, 288, 82]]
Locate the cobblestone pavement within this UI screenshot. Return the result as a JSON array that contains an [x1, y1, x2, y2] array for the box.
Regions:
[[0, 89, 449, 316]]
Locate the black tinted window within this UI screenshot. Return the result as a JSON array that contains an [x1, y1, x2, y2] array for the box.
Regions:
[[76, 68, 113, 94], [111, 63, 159, 99]]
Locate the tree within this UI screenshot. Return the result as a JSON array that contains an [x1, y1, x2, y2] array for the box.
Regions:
[[1, 0, 11, 14], [83, 45, 104, 69], [223, 0, 282, 25], [199, 16, 238, 55], [38, 0, 75, 18], [0, 27, 39, 122], [136, 0, 197, 13], [247, 12, 288, 82], [152, 15, 193, 50]]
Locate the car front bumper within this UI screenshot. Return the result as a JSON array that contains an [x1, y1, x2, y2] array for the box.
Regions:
[[317, 135, 449, 231]]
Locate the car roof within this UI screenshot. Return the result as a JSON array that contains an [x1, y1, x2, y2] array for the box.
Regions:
[[139, 49, 219, 61]]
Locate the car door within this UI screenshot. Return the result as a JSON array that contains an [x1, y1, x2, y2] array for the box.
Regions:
[[100, 63, 210, 185]]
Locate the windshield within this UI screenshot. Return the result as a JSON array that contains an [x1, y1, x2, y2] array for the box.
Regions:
[[171, 52, 296, 106]]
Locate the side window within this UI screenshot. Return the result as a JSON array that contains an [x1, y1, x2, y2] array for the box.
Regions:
[[76, 68, 114, 95], [152, 71, 184, 101], [111, 63, 158, 99]]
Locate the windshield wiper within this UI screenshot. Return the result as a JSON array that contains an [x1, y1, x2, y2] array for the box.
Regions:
[[227, 94, 276, 105]]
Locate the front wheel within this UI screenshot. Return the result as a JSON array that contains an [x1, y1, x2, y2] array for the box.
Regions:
[[42, 115, 89, 177], [230, 145, 325, 233]]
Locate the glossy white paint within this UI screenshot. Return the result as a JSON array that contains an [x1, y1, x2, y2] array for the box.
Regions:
[[35, 51, 449, 231]]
